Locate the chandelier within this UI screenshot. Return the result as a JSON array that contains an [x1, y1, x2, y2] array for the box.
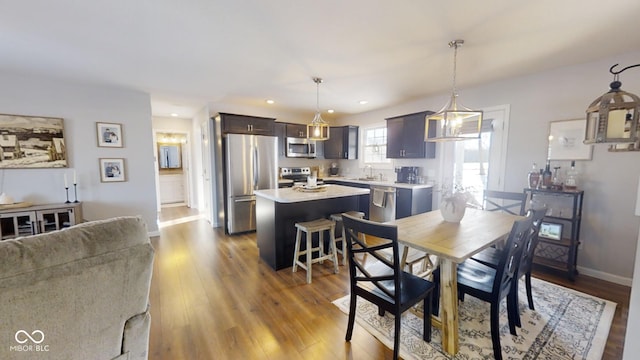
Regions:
[[426, 39, 483, 142], [307, 77, 330, 141], [584, 63, 640, 144]]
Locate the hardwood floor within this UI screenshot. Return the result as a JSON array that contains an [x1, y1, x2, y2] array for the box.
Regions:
[[148, 214, 630, 359]]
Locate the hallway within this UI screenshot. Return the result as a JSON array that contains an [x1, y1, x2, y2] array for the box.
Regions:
[[158, 205, 203, 228]]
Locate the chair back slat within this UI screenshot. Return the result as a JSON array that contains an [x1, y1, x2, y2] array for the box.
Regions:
[[343, 214, 401, 301], [519, 207, 547, 274], [494, 214, 534, 296], [483, 190, 527, 215]]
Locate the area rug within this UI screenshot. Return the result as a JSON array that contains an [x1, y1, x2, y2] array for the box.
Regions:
[[332, 277, 616, 359]]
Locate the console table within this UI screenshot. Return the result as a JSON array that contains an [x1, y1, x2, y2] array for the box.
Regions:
[[523, 188, 583, 280], [0, 202, 83, 240]]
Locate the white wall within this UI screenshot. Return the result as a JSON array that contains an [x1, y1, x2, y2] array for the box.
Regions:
[[623, 225, 640, 359], [337, 50, 640, 284], [0, 71, 158, 232]]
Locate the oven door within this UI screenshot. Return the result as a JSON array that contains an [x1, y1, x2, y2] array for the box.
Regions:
[[286, 137, 316, 158]]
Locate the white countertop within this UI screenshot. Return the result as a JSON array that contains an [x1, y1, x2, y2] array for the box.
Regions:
[[325, 176, 434, 189], [255, 184, 370, 203]]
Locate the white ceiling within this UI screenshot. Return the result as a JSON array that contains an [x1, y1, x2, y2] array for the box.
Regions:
[[2, 1, 640, 119]]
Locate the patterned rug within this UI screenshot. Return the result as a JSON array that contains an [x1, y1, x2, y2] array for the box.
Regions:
[[332, 277, 616, 359]]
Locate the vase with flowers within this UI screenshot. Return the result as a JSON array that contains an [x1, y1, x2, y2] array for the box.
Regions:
[[439, 184, 478, 223]]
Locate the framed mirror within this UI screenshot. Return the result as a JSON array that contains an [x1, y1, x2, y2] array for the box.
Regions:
[[158, 143, 182, 169]]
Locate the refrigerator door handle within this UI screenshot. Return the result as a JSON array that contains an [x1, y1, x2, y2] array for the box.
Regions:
[[252, 144, 259, 189], [234, 197, 256, 203]]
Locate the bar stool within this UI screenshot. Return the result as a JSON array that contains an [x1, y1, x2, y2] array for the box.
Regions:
[[292, 218, 339, 284], [329, 211, 365, 265]]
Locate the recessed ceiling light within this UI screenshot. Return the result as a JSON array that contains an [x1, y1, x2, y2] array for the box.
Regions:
[[266, 99, 275, 104], [328, 109, 335, 114], [170, 113, 178, 117], [359, 100, 368, 105]]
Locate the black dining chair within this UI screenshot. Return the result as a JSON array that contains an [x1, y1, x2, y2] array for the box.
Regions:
[[483, 190, 527, 215], [470, 207, 546, 327], [342, 213, 436, 360], [432, 214, 534, 360]]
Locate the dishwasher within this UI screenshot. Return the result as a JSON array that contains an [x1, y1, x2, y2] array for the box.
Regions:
[[369, 186, 396, 222]]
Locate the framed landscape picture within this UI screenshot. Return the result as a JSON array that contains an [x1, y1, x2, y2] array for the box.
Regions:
[[96, 122, 123, 148], [99, 158, 126, 182], [0, 113, 67, 168]]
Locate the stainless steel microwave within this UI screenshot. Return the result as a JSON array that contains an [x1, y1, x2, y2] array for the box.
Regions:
[[286, 137, 316, 158]]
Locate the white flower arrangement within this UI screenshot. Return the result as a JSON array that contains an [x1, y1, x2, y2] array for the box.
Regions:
[[439, 183, 481, 214]]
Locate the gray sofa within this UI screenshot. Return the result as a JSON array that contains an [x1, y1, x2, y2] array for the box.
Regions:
[[0, 216, 154, 360]]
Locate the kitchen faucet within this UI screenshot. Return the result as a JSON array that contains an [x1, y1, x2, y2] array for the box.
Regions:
[[365, 165, 373, 179]]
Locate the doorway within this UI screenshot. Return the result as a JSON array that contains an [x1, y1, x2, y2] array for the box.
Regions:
[[155, 132, 191, 208]]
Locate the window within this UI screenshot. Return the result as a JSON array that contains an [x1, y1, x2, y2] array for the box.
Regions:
[[440, 105, 510, 206], [362, 126, 390, 165]]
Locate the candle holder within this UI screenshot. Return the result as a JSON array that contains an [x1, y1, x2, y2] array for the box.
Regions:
[[65, 187, 70, 203], [73, 183, 79, 203]]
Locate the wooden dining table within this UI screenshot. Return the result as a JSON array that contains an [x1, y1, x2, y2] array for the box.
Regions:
[[386, 207, 521, 355]]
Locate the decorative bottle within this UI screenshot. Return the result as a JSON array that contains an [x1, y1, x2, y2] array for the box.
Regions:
[[538, 169, 543, 189], [564, 161, 579, 190], [527, 162, 540, 189], [552, 166, 562, 189], [542, 160, 553, 189]]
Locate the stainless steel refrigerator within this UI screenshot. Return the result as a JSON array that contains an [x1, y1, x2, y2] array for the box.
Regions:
[[224, 133, 278, 234]]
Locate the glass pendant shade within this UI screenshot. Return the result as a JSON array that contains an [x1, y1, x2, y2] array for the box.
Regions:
[[426, 39, 482, 142], [307, 112, 330, 140], [426, 93, 483, 142], [307, 77, 330, 141], [585, 79, 640, 144]]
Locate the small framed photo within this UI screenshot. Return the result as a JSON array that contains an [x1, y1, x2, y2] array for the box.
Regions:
[[96, 122, 123, 147], [99, 158, 126, 182], [539, 221, 563, 241]]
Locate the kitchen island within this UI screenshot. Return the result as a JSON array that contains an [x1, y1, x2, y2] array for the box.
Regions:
[[254, 184, 370, 270]]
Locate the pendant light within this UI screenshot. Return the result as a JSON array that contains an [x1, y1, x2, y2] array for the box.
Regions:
[[307, 77, 330, 141], [426, 39, 483, 142], [584, 63, 640, 144]]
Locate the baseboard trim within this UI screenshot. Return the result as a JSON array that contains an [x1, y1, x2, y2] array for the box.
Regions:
[[577, 265, 632, 287]]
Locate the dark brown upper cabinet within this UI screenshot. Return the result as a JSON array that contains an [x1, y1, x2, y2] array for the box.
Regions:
[[323, 126, 358, 159], [219, 113, 276, 136], [285, 123, 308, 138], [386, 111, 435, 159]]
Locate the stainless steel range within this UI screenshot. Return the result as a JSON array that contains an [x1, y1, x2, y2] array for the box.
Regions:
[[279, 167, 324, 187]]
